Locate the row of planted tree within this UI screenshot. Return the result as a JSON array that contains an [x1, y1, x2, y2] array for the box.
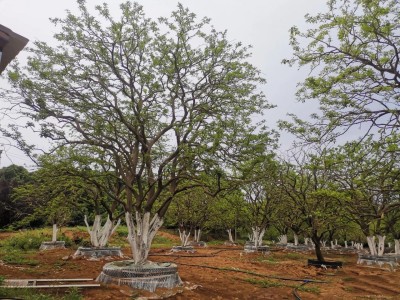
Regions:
[[1, 133, 399, 264], [0, 0, 400, 290]]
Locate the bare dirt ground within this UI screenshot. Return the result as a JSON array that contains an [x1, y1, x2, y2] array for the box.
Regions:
[[0, 231, 399, 300]]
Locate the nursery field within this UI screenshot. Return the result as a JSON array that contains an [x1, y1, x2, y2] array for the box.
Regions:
[[0, 228, 399, 300]]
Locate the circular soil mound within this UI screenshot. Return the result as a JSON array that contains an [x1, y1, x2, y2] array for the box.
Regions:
[[73, 247, 123, 258], [39, 241, 66, 250], [96, 260, 182, 292]]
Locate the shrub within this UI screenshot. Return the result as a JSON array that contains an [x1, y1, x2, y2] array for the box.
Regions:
[[3, 231, 45, 250]]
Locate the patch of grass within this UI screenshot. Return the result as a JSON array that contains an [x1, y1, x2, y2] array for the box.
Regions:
[[245, 278, 320, 294], [2, 231, 45, 250], [253, 255, 278, 264], [284, 252, 304, 260], [206, 240, 224, 246], [297, 285, 320, 294], [2, 250, 40, 266], [54, 261, 68, 268], [151, 235, 175, 248], [0, 287, 83, 300], [64, 287, 83, 300], [343, 286, 356, 292], [58, 234, 73, 247], [342, 277, 357, 282], [245, 278, 282, 288]]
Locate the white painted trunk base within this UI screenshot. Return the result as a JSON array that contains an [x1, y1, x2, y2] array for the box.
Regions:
[[395, 240, 400, 255], [84, 215, 121, 248], [179, 229, 191, 247], [227, 229, 234, 243], [277, 235, 287, 245], [366, 236, 377, 256], [126, 212, 163, 265], [52, 224, 58, 242], [194, 229, 201, 243], [377, 235, 386, 256], [250, 227, 265, 248], [293, 234, 299, 246]]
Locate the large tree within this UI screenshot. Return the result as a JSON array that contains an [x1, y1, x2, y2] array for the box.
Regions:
[[2, 1, 273, 264], [282, 0, 400, 144]]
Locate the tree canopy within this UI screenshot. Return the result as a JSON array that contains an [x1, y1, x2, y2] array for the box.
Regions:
[[282, 0, 400, 144], [3, 1, 274, 218]]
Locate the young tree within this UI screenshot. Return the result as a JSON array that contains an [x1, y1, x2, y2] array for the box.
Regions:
[[207, 191, 249, 244], [282, 0, 400, 144], [279, 151, 348, 261], [3, 1, 273, 264], [242, 157, 281, 249], [167, 187, 213, 246]]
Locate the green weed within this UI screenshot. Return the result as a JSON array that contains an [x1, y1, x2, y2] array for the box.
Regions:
[[297, 285, 320, 294], [342, 277, 357, 282], [245, 278, 320, 294], [285, 252, 304, 260], [2, 250, 39, 266], [245, 278, 283, 287], [2, 231, 45, 250], [0, 286, 83, 300], [254, 255, 278, 264]]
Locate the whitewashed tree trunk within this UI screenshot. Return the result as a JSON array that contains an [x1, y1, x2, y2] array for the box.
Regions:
[[377, 235, 385, 257], [227, 229, 234, 243], [304, 237, 309, 245], [366, 236, 378, 256], [126, 212, 163, 265], [395, 239, 400, 255], [293, 234, 299, 246], [278, 234, 287, 244], [178, 229, 191, 247], [84, 215, 121, 248], [52, 224, 58, 242], [335, 239, 338, 246], [194, 229, 201, 243], [251, 226, 265, 249], [345, 241, 348, 248], [321, 240, 326, 248], [330, 241, 334, 249]]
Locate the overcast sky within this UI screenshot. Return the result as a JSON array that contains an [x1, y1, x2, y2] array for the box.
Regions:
[[0, 0, 328, 168]]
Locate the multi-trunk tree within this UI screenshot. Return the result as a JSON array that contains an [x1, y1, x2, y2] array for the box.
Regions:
[[278, 150, 349, 261], [167, 187, 213, 246], [241, 157, 281, 249], [3, 1, 273, 264], [11, 150, 123, 246]]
